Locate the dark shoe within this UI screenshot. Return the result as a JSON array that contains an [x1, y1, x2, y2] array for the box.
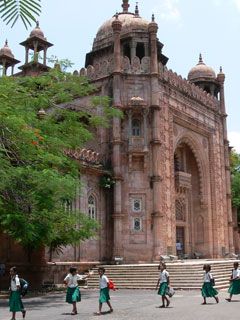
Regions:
[[215, 297, 219, 303], [22, 310, 26, 318], [159, 305, 165, 308], [166, 300, 170, 307], [225, 298, 231, 302]]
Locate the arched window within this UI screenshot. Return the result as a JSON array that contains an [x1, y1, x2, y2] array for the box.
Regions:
[[132, 119, 141, 136], [88, 195, 96, 219], [123, 43, 131, 61], [175, 199, 185, 221], [136, 42, 145, 60]]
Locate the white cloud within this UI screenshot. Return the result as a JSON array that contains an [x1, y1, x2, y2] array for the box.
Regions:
[[228, 132, 240, 153], [153, 0, 181, 22]]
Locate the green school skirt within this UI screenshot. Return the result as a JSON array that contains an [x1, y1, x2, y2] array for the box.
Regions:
[[99, 287, 110, 303], [201, 282, 218, 297], [66, 287, 81, 304], [228, 279, 240, 295], [158, 282, 168, 296], [9, 291, 24, 312]]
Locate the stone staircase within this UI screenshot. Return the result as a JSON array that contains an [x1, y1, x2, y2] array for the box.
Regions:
[[87, 260, 240, 290]]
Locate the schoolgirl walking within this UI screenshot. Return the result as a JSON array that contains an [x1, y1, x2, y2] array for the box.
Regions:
[[156, 263, 170, 308], [63, 266, 89, 315], [201, 264, 219, 304], [226, 262, 240, 302], [9, 266, 26, 320], [95, 267, 113, 315]]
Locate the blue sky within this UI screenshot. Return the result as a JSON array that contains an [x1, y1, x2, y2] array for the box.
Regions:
[[1, 0, 240, 151]]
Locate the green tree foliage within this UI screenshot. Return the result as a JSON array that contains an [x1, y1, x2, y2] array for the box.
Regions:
[[0, 0, 41, 28], [0, 69, 120, 255], [230, 150, 240, 219]]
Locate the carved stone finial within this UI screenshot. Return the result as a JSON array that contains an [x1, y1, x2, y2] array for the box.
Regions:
[[135, 2, 139, 16], [122, 0, 129, 13], [36, 20, 40, 28], [5, 39, 8, 46], [152, 13, 155, 22], [220, 66, 222, 73], [199, 53, 203, 64]]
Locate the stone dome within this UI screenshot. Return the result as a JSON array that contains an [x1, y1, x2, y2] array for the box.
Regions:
[[30, 21, 45, 39], [93, 13, 149, 50], [0, 40, 14, 58], [188, 54, 216, 82]]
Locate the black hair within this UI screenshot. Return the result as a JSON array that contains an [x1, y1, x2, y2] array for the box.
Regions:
[[98, 267, 105, 274], [203, 264, 211, 271], [10, 266, 17, 273], [69, 267, 77, 274]]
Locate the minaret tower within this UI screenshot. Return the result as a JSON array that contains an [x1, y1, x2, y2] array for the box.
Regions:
[[111, 12, 123, 257], [0, 40, 20, 76], [19, 21, 53, 76]]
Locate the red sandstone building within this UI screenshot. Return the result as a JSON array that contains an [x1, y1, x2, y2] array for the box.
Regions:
[[0, 1, 239, 271]]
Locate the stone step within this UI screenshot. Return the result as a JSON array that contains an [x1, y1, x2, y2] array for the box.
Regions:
[[86, 260, 239, 290]]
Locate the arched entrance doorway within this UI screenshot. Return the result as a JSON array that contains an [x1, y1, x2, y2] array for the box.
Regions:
[[174, 141, 205, 258]]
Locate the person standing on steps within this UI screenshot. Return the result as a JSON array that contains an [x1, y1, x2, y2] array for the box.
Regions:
[[64, 266, 90, 315], [176, 239, 183, 258], [201, 264, 219, 305], [9, 266, 26, 320], [226, 262, 240, 302], [156, 263, 171, 308], [94, 267, 113, 315]]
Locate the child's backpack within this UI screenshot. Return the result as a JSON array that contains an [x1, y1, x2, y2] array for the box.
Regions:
[[108, 279, 116, 290], [19, 278, 29, 296]]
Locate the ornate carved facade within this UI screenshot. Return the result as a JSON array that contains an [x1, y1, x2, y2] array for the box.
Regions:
[[0, 1, 238, 266]]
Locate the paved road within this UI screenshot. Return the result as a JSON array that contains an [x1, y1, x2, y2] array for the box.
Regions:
[[1, 289, 240, 320]]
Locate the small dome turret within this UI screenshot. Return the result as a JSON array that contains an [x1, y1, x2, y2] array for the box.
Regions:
[[188, 54, 216, 82], [0, 40, 14, 58], [30, 21, 45, 39]]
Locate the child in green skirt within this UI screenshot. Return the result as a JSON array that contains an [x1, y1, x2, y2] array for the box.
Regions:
[[201, 264, 219, 304], [95, 267, 113, 315], [226, 262, 240, 302], [64, 266, 89, 315], [156, 263, 170, 308], [9, 266, 26, 320]]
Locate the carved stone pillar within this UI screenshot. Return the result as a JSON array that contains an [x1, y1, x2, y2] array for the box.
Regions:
[[112, 16, 124, 258], [218, 69, 234, 253], [130, 42, 136, 62]]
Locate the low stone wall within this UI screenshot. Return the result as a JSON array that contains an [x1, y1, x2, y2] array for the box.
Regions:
[[43, 262, 101, 285], [0, 261, 100, 290]]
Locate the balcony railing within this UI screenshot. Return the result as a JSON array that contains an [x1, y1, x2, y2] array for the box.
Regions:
[[175, 171, 192, 189]]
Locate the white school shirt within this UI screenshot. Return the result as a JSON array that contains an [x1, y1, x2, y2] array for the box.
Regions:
[[64, 273, 84, 288], [203, 272, 213, 283], [232, 269, 240, 279], [99, 275, 109, 289], [11, 275, 20, 291], [159, 270, 169, 283]]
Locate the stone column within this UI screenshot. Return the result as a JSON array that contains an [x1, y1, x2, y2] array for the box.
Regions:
[[43, 47, 47, 65], [130, 41, 136, 61], [111, 15, 124, 258], [2, 59, 6, 76], [25, 46, 29, 64], [33, 41, 38, 63], [217, 69, 234, 253], [148, 16, 163, 260]]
